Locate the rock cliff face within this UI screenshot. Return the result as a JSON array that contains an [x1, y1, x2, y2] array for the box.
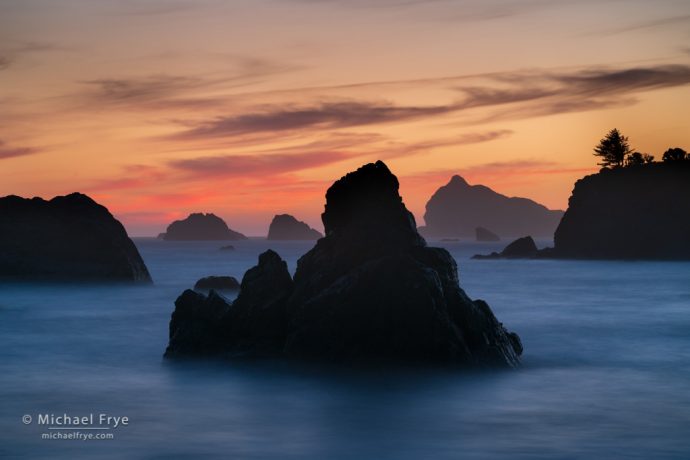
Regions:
[[165, 161, 522, 368], [267, 214, 322, 240], [162, 213, 247, 241], [422, 175, 563, 238], [0, 193, 151, 282], [554, 163, 690, 259]]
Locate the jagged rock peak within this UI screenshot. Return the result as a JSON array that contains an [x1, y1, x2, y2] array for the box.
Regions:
[[321, 160, 423, 248]]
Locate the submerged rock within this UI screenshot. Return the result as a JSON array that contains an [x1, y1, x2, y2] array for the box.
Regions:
[[267, 214, 322, 240], [0, 193, 151, 282], [194, 276, 240, 291], [472, 236, 539, 259], [476, 226, 500, 242], [165, 161, 522, 368], [163, 213, 247, 241]]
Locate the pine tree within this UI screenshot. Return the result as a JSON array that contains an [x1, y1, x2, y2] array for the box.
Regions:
[[593, 128, 634, 169]]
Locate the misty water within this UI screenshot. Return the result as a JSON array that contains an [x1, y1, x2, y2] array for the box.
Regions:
[[1, 238, 690, 459]]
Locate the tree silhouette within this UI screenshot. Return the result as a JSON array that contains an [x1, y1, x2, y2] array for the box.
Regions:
[[662, 147, 688, 162], [625, 151, 654, 167], [593, 128, 634, 168]]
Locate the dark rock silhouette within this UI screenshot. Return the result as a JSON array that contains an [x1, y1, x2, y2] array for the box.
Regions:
[[0, 193, 151, 282], [219, 245, 235, 251], [167, 250, 293, 357], [194, 276, 240, 291], [473, 236, 538, 260], [267, 214, 322, 240], [165, 161, 522, 368], [422, 175, 563, 238], [476, 226, 500, 242], [553, 162, 690, 259], [162, 213, 247, 241]]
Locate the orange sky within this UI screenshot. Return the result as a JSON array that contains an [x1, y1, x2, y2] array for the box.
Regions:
[[1, 0, 689, 235]]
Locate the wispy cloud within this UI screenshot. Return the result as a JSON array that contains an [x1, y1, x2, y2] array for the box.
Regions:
[[597, 13, 690, 35], [165, 64, 690, 140], [79, 56, 299, 109], [0, 140, 41, 160], [169, 151, 352, 177], [82, 75, 205, 104], [456, 64, 690, 122], [172, 101, 456, 139]]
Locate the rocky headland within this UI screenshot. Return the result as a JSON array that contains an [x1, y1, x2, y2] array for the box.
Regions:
[[0, 193, 151, 282]]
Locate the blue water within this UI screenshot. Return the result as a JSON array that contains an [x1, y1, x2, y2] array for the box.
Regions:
[[1, 238, 689, 459]]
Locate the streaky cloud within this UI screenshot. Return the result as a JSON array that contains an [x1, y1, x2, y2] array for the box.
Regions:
[[168, 151, 352, 177], [172, 101, 455, 139], [0, 140, 41, 160], [166, 64, 690, 140]]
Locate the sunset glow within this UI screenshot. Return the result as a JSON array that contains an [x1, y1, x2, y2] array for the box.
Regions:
[[2, 0, 689, 235]]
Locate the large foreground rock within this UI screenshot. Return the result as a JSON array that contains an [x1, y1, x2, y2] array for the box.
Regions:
[[553, 163, 690, 259], [0, 193, 151, 282], [422, 175, 563, 238], [267, 214, 322, 240], [165, 161, 522, 368], [162, 213, 247, 241]]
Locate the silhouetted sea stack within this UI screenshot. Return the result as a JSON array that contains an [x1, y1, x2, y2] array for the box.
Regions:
[[476, 226, 500, 242], [473, 236, 539, 260], [165, 161, 522, 368], [267, 214, 322, 240], [0, 193, 151, 282], [553, 162, 690, 259], [422, 175, 562, 238], [162, 213, 247, 241]]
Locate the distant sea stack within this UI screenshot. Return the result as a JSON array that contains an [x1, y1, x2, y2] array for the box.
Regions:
[[161, 213, 247, 241], [473, 236, 539, 260], [421, 175, 563, 238], [0, 193, 151, 282], [166, 161, 522, 368], [554, 162, 690, 259], [267, 214, 323, 240], [476, 226, 500, 242]]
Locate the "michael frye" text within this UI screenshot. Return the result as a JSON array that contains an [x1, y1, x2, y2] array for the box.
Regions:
[[37, 413, 129, 428]]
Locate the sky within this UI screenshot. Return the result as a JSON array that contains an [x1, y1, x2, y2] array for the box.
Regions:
[[1, 0, 689, 236]]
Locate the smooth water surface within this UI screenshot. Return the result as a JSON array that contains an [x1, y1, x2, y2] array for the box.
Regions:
[[1, 238, 689, 459]]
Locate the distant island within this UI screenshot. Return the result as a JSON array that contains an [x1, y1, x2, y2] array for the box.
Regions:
[[267, 214, 323, 240], [420, 175, 563, 238], [165, 161, 522, 368], [0, 193, 151, 282], [160, 213, 247, 241]]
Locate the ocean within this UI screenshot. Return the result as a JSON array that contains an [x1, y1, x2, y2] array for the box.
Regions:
[[1, 238, 689, 459]]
